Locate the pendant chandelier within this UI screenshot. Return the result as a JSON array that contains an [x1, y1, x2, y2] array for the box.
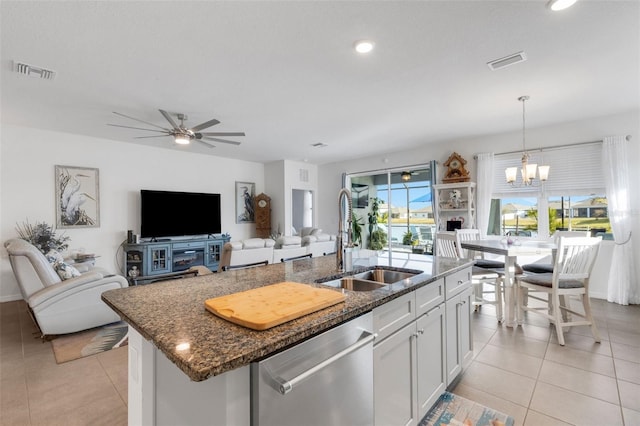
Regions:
[[505, 96, 550, 186]]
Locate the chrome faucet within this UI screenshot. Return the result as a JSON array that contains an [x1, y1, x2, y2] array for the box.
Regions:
[[337, 188, 354, 272]]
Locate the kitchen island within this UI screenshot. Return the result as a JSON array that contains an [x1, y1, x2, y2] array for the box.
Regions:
[[102, 253, 471, 425]]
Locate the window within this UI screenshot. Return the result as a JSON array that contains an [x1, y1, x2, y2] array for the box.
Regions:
[[488, 143, 609, 237]]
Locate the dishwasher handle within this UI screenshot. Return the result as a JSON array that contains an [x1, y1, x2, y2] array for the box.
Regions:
[[272, 330, 376, 395]]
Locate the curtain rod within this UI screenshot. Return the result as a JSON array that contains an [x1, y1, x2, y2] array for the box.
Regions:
[[474, 135, 632, 159]]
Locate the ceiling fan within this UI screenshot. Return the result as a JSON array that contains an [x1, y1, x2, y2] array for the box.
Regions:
[[108, 109, 245, 148]]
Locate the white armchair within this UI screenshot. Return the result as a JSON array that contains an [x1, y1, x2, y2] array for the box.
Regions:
[[4, 238, 128, 337]]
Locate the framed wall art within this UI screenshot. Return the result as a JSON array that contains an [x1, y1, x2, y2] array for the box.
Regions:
[[236, 181, 255, 223], [55, 165, 100, 228]]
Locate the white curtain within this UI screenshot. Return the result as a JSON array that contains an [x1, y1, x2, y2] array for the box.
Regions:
[[476, 153, 494, 238], [602, 136, 638, 305]]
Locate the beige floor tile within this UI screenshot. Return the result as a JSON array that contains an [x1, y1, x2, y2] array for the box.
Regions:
[[476, 344, 543, 379], [451, 383, 527, 426], [96, 346, 128, 403], [618, 379, 640, 412], [488, 328, 549, 358], [530, 381, 623, 425], [612, 342, 640, 364], [537, 359, 619, 404], [471, 312, 501, 330], [472, 324, 496, 345], [608, 328, 640, 348], [545, 343, 615, 377], [457, 361, 536, 407], [615, 358, 640, 385], [607, 317, 640, 335], [622, 407, 640, 426], [523, 410, 573, 426], [548, 330, 611, 356]]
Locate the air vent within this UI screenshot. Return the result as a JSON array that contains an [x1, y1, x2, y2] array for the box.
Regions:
[[13, 61, 57, 80], [487, 51, 527, 71], [311, 142, 328, 148], [299, 168, 309, 182]]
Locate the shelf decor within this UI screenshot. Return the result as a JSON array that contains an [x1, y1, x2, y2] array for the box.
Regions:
[[55, 165, 100, 228]]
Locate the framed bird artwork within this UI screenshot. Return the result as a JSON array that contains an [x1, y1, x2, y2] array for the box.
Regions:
[[55, 165, 100, 228]]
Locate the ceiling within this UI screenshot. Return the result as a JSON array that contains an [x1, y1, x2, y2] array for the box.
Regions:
[[1, 1, 638, 165]]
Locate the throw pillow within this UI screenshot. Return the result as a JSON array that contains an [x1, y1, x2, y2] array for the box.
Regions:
[[45, 249, 81, 280], [54, 261, 81, 280]]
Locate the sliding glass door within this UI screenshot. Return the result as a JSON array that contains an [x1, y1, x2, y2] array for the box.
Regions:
[[347, 162, 436, 255]]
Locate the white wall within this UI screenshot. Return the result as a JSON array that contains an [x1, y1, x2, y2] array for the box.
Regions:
[[0, 125, 264, 301], [318, 110, 640, 299]]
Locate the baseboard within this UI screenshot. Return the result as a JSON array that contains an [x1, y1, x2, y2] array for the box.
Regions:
[[589, 291, 608, 300], [0, 293, 23, 303]]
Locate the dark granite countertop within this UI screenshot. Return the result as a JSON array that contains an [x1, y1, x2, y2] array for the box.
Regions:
[[101, 254, 469, 382]]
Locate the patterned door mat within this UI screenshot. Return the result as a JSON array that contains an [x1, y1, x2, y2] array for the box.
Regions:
[[420, 392, 515, 426], [51, 321, 128, 363]]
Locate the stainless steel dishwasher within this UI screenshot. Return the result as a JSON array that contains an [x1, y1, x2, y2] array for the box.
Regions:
[[251, 312, 375, 426]]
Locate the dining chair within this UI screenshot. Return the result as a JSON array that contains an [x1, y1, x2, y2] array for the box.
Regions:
[[454, 229, 506, 322], [222, 260, 269, 271], [516, 236, 602, 346], [521, 230, 590, 273]]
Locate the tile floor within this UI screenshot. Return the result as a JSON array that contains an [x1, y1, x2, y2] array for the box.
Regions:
[[1, 297, 638, 426], [452, 297, 640, 426]]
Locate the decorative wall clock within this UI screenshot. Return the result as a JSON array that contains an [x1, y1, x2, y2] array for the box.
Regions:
[[442, 152, 471, 183]]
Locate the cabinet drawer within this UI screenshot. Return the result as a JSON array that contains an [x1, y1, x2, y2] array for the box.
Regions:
[[415, 278, 444, 317], [445, 268, 471, 299], [373, 292, 415, 342], [172, 241, 205, 250]]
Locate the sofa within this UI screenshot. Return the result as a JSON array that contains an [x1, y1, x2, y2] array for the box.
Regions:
[[298, 227, 337, 258], [218, 238, 276, 271], [218, 231, 337, 270]]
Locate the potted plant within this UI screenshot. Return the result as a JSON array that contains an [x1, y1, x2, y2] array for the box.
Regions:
[[15, 220, 70, 255], [352, 213, 365, 247], [367, 197, 387, 250], [402, 231, 415, 246]]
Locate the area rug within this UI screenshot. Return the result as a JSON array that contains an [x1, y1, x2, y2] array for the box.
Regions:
[[51, 321, 128, 364], [420, 392, 515, 426]]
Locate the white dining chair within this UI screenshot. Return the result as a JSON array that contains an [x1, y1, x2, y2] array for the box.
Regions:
[[454, 229, 506, 322], [521, 230, 590, 274], [516, 236, 602, 346]]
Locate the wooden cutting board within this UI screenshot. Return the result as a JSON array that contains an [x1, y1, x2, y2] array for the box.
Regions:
[[204, 282, 346, 330]]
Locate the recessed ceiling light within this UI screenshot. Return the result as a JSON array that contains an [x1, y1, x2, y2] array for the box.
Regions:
[[354, 40, 375, 54], [547, 0, 578, 11]]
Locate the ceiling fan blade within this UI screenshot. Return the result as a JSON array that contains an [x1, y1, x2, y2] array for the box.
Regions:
[[112, 111, 168, 131], [159, 109, 180, 130], [133, 135, 172, 139], [201, 136, 241, 146], [195, 139, 216, 149], [198, 132, 245, 137], [190, 118, 220, 132], [107, 123, 170, 134]]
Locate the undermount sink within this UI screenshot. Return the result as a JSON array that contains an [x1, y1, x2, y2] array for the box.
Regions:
[[328, 277, 387, 292], [317, 268, 419, 292], [352, 269, 417, 284]]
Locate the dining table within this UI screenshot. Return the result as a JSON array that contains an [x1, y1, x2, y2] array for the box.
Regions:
[[459, 238, 556, 327]]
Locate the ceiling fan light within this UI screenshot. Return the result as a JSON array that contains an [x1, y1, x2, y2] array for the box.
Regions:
[[174, 135, 190, 145], [401, 171, 411, 182], [547, 0, 577, 11]]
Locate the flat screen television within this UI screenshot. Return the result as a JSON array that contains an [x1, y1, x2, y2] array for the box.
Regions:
[[140, 190, 222, 239]]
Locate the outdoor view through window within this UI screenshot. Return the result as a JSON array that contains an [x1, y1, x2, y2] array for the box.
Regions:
[[488, 195, 611, 238]]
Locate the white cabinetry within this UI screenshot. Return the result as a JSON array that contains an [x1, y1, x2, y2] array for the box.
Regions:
[[373, 278, 448, 426], [444, 270, 473, 385], [433, 182, 476, 231]]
